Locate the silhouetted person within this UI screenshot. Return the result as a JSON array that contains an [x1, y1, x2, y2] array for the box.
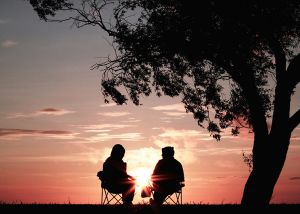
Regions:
[[98, 144, 136, 205], [150, 146, 185, 205]]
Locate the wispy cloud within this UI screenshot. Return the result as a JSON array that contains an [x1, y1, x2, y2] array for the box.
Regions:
[[80, 123, 135, 133], [86, 132, 143, 142], [80, 121, 142, 142], [162, 112, 187, 117], [121, 118, 141, 123], [151, 103, 185, 112], [159, 117, 172, 123], [0, 128, 78, 140], [198, 147, 251, 156], [0, 150, 103, 164], [100, 103, 116, 107], [2, 40, 17, 48], [97, 112, 131, 117], [7, 108, 75, 118], [158, 129, 205, 138], [290, 177, 300, 180], [152, 103, 188, 119], [291, 135, 300, 141]]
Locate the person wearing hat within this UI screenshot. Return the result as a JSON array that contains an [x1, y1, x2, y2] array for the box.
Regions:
[[150, 146, 185, 205]]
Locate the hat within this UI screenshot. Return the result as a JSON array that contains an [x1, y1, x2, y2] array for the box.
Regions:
[[162, 146, 174, 157]]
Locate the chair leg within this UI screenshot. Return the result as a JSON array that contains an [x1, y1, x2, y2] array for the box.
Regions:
[[101, 187, 104, 204], [179, 191, 182, 204], [164, 190, 182, 205], [102, 188, 110, 204], [101, 187, 122, 205], [107, 192, 122, 204]]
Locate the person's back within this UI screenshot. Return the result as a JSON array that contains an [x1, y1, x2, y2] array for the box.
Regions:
[[151, 146, 184, 205], [152, 157, 184, 192], [103, 156, 128, 190], [100, 144, 136, 205]]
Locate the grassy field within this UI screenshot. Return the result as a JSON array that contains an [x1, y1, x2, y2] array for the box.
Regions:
[[1, 204, 300, 213]]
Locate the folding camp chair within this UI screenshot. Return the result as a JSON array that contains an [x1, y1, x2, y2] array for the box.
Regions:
[[97, 171, 123, 205], [146, 182, 184, 205]]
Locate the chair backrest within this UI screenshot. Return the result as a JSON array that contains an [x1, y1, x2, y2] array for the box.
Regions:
[[97, 171, 109, 188]]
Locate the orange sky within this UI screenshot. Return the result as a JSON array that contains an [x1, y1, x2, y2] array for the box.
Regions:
[[0, 0, 299, 205]]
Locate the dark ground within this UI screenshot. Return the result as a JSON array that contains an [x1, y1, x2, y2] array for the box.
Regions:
[[1, 204, 300, 213]]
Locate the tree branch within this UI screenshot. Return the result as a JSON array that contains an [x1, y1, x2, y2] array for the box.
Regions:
[[289, 109, 300, 133], [267, 36, 287, 81], [287, 53, 300, 93]]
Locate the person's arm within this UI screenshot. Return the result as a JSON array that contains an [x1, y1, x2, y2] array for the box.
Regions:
[[151, 161, 161, 182], [122, 162, 136, 180], [178, 162, 185, 182]]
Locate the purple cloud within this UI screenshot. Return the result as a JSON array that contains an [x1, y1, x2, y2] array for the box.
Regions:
[[290, 177, 300, 180], [7, 108, 75, 118], [0, 128, 77, 140]]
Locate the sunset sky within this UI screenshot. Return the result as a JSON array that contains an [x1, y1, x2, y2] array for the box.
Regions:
[[0, 0, 300, 205]]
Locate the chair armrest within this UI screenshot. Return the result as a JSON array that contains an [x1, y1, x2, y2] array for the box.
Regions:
[[97, 171, 105, 180]]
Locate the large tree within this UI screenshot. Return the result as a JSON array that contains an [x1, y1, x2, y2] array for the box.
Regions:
[[27, 0, 300, 205]]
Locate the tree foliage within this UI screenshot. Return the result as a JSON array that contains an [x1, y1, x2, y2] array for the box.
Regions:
[[28, 0, 300, 141]]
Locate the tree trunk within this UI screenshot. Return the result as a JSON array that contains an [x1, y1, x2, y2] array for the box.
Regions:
[[241, 167, 276, 205], [241, 138, 290, 206]]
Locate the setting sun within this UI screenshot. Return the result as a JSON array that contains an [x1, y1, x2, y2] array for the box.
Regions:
[[131, 167, 152, 189]]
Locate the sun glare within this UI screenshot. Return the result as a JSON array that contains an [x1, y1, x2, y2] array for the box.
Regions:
[[131, 167, 152, 189]]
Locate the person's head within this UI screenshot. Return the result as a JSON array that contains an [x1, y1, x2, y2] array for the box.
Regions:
[[110, 144, 125, 160], [162, 146, 174, 159]]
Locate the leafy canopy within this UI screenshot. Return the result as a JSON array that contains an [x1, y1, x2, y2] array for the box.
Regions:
[[29, 0, 300, 140]]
